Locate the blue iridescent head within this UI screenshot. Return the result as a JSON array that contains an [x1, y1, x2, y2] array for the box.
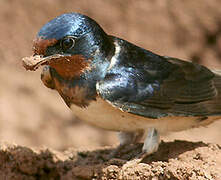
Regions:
[[38, 13, 101, 40], [33, 13, 114, 79], [33, 13, 112, 58]]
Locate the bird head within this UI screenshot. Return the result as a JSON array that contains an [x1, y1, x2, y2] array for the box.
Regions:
[[32, 13, 113, 79], [23, 13, 115, 107]]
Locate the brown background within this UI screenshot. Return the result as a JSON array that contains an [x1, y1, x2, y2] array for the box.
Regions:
[[0, 0, 221, 152]]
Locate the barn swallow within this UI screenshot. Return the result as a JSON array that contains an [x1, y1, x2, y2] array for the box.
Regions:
[[24, 13, 221, 161]]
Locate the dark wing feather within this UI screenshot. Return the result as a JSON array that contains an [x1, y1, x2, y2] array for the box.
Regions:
[[138, 57, 221, 117], [97, 53, 221, 118], [164, 57, 216, 103], [141, 57, 217, 106]]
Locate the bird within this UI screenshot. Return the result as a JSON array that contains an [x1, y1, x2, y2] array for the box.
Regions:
[[24, 13, 221, 161]]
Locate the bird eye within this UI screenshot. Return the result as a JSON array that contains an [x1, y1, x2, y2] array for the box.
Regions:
[[60, 36, 75, 51]]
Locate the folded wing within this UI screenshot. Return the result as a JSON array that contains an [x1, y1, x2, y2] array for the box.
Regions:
[[97, 56, 221, 118]]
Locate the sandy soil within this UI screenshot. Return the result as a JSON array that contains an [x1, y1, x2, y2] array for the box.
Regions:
[[0, 141, 220, 179], [0, 0, 221, 179]]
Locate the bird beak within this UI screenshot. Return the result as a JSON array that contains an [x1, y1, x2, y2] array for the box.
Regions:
[[22, 54, 70, 71]]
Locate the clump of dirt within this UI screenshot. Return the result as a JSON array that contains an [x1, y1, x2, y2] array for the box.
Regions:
[[0, 140, 220, 179], [22, 54, 66, 71]]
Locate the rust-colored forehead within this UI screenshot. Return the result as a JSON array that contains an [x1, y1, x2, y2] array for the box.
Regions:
[[33, 37, 58, 55]]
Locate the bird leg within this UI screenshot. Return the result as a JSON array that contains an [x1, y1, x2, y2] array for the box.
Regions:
[[120, 128, 160, 171], [131, 128, 160, 163], [142, 127, 160, 156]]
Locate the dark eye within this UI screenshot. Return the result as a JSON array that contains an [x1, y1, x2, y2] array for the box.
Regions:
[[60, 36, 75, 51]]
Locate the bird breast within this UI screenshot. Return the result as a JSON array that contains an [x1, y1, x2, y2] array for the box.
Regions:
[[70, 97, 219, 133]]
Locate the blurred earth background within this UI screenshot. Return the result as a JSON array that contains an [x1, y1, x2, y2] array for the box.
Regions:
[[0, 0, 221, 155]]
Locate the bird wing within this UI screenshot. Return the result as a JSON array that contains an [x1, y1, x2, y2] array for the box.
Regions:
[[97, 56, 219, 118]]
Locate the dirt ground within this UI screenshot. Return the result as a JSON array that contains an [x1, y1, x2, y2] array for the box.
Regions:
[[0, 141, 221, 179], [0, 0, 221, 179]]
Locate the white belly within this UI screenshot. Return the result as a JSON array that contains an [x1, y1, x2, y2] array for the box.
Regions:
[[70, 98, 220, 133]]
